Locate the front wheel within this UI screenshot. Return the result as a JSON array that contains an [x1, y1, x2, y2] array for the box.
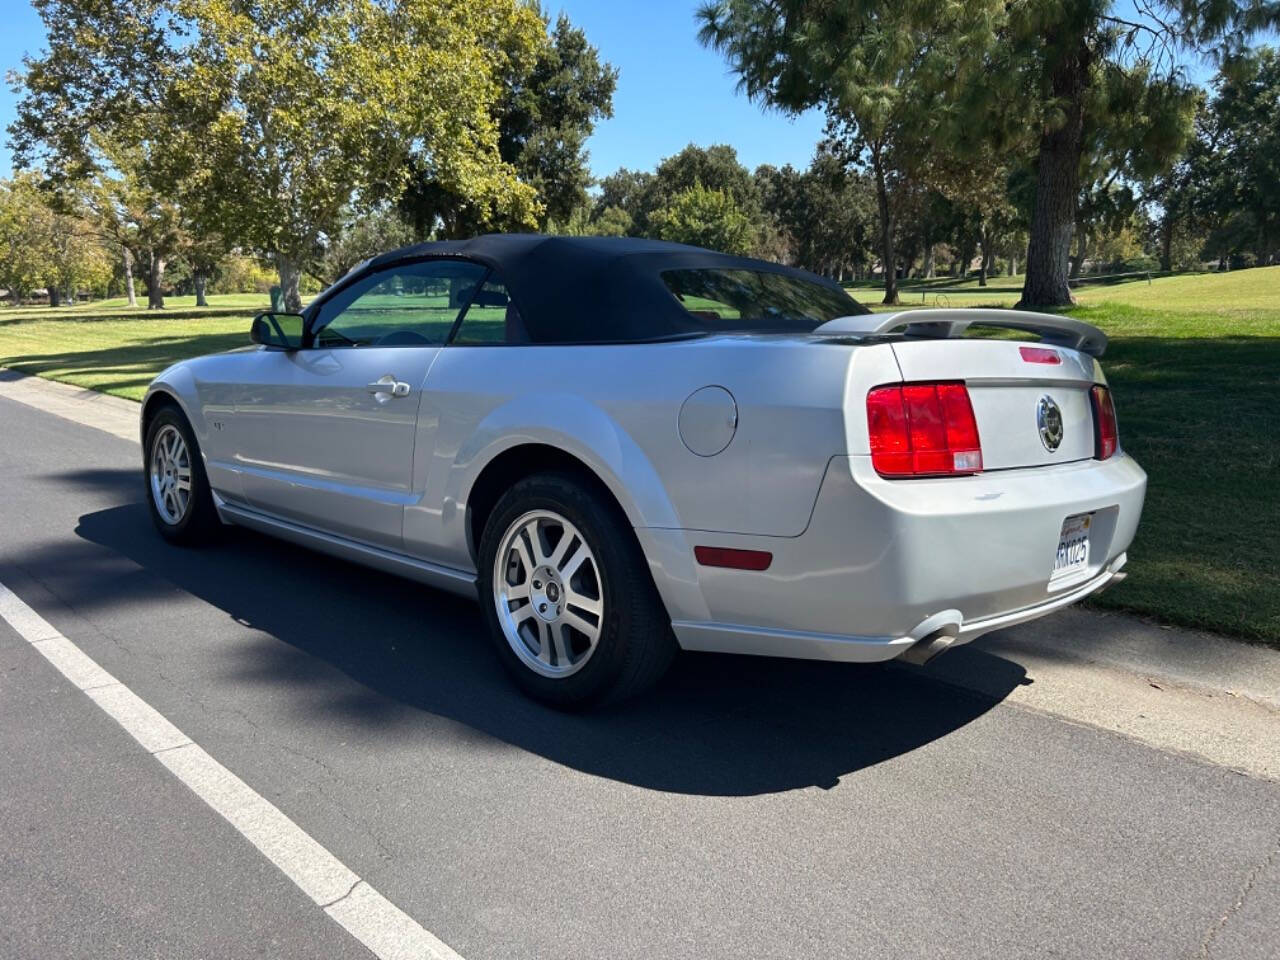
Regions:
[[477, 473, 676, 708], [144, 405, 220, 545]]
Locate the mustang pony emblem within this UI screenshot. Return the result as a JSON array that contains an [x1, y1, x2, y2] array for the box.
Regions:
[[1037, 395, 1064, 452]]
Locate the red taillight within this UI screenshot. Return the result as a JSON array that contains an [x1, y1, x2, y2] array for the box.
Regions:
[[1019, 346, 1061, 365], [866, 382, 983, 477], [1090, 385, 1118, 460], [694, 546, 773, 571]]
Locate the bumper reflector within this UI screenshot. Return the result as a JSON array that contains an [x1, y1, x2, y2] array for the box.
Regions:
[[694, 546, 773, 571]]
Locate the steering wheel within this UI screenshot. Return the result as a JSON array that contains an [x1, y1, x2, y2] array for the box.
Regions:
[[372, 330, 432, 347]]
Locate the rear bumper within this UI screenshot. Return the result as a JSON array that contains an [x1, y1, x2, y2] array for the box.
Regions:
[[673, 554, 1128, 663], [647, 452, 1147, 663]]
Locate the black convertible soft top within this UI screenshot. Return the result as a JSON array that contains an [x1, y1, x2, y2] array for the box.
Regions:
[[341, 234, 866, 344]]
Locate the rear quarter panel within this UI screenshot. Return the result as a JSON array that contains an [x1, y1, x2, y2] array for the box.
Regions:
[[405, 337, 882, 568]]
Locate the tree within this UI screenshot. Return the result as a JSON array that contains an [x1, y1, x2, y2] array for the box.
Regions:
[[0, 175, 54, 302], [0, 173, 111, 305], [757, 152, 877, 277], [594, 168, 653, 231], [595, 144, 770, 253], [41, 203, 113, 305], [321, 204, 415, 283], [11, 0, 549, 312], [1206, 48, 1280, 265], [913, 141, 1019, 285], [77, 146, 185, 309], [644, 144, 761, 225], [398, 7, 615, 238], [649, 183, 756, 255], [183, 0, 548, 309], [997, 2, 1278, 305], [591, 205, 633, 237], [498, 11, 618, 228], [698, 1, 1276, 306], [549, 204, 632, 237], [698, 0, 1002, 304]]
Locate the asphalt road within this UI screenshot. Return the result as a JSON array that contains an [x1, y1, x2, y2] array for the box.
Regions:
[[1, 393, 1277, 960]]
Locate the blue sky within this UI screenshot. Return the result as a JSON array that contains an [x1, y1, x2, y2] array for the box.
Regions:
[[551, 0, 827, 176], [0, 0, 1248, 183]]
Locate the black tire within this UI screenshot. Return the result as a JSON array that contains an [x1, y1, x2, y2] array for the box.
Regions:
[[143, 404, 220, 546], [477, 472, 677, 708]]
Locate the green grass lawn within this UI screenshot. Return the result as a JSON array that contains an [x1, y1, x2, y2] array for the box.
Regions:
[[2, 273, 1278, 645], [0, 309, 256, 400], [13, 292, 275, 316]]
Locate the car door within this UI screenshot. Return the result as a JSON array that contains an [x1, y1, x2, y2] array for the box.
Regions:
[[234, 258, 489, 551]]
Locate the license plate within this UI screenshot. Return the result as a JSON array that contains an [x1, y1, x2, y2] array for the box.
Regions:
[[1052, 514, 1092, 579]]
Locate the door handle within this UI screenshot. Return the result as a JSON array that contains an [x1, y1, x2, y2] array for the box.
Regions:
[[367, 376, 411, 398]]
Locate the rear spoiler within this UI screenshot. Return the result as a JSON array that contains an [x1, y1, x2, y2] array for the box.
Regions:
[[814, 309, 1107, 357]]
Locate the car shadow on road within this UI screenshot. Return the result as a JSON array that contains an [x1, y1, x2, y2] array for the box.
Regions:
[[71, 489, 1027, 797]]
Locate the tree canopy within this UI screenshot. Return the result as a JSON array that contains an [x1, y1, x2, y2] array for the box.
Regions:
[[698, 0, 1003, 303], [398, 5, 616, 240], [697, 0, 1279, 305], [11, 0, 554, 310]]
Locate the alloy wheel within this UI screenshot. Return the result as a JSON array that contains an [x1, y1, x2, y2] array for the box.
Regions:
[[149, 424, 193, 525], [492, 509, 604, 678]]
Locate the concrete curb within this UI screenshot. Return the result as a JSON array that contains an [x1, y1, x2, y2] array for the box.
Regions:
[[0, 368, 139, 443]]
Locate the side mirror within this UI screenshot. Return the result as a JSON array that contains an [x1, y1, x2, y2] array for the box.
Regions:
[[250, 312, 306, 350]]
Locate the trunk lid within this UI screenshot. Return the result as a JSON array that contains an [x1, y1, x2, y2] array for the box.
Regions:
[[889, 338, 1099, 470]]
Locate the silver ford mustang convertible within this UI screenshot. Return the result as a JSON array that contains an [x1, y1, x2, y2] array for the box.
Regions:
[[141, 235, 1146, 706]]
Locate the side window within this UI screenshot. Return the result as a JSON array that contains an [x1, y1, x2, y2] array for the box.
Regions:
[[312, 259, 488, 348], [452, 275, 527, 345]]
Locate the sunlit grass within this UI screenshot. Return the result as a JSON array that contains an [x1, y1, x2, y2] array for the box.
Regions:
[[0, 292, 275, 321], [0, 314, 254, 400]]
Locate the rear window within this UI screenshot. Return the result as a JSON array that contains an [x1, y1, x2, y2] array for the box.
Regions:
[[661, 268, 867, 333]]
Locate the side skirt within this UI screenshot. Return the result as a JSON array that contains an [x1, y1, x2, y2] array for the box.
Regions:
[[216, 498, 479, 601]]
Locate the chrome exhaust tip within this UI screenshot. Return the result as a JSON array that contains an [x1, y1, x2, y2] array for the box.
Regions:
[[898, 630, 958, 666]]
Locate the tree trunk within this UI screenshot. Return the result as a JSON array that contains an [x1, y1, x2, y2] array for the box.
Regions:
[[146, 253, 166, 309], [1159, 215, 1174, 272], [872, 148, 899, 306], [978, 227, 992, 287], [1069, 227, 1087, 278], [957, 237, 976, 279], [193, 269, 208, 308], [276, 254, 303, 312], [922, 244, 935, 279], [47, 285, 61, 308], [1021, 38, 1091, 307], [123, 248, 137, 307], [1007, 252, 1018, 276]]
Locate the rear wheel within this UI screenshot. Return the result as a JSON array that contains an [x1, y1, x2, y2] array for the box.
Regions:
[[144, 405, 219, 545], [478, 473, 676, 708]]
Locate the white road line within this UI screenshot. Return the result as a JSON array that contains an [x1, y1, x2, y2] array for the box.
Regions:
[[0, 581, 463, 960]]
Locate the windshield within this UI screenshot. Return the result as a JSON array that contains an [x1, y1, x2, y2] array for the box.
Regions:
[[661, 268, 867, 334]]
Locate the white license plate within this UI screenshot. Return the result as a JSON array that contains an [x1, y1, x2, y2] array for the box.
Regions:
[[1052, 514, 1092, 579]]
